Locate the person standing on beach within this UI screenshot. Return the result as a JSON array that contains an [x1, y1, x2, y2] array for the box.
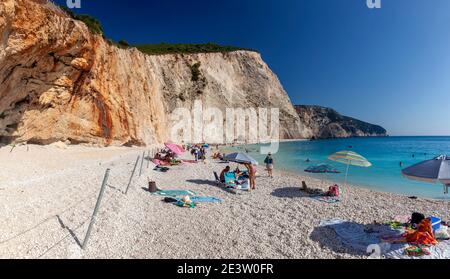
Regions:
[[245, 163, 257, 190], [264, 153, 274, 178], [192, 146, 199, 162]]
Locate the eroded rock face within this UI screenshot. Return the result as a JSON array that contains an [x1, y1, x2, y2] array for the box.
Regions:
[[0, 0, 305, 146], [295, 105, 387, 139]]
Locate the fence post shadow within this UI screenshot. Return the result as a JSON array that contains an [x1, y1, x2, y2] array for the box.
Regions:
[[56, 215, 82, 248]]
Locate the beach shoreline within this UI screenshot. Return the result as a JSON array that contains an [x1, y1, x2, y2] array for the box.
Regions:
[[220, 137, 450, 200], [0, 144, 448, 259]]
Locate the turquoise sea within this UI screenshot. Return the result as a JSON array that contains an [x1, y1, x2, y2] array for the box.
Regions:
[[225, 137, 450, 199]]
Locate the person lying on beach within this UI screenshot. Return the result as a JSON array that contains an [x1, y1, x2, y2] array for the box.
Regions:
[[212, 152, 222, 159], [154, 153, 163, 160], [220, 166, 231, 183]]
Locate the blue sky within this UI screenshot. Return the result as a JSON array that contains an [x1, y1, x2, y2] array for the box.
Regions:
[[55, 0, 450, 136]]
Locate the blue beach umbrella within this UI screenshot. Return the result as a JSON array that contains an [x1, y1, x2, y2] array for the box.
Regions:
[[402, 155, 450, 195], [224, 153, 259, 165], [305, 164, 341, 186], [305, 164, 341, 174]]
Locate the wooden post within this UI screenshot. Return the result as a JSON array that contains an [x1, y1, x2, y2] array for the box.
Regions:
[[125, 155, 140, 195], [82, 169, 110, 250], [139, 151, 145, 177]]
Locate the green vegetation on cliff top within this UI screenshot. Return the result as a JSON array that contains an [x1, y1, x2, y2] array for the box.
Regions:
[[59, 6, 104, 34], [58, 5, 254, 55], [135, 43, 256, 55]]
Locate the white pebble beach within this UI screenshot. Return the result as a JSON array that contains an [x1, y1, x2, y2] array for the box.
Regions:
[[0, 144, 448, 259]]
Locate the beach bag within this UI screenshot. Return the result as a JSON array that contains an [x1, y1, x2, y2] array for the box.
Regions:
[[411, 212, 425, 225], [301, 181, 308, 191], [434, 226, 450, 240], [328, 185, 340, 197], [430, 216, 442, 232], [164, 197, 178, 203], [148, 181, 158, 193]]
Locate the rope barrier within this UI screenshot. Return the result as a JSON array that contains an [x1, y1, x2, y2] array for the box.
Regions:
[[1, 153, 142, 256]]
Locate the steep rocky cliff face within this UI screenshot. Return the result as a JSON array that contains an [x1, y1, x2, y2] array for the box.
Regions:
[[0, 0, 305, 146], [295, 105, 387, 139]]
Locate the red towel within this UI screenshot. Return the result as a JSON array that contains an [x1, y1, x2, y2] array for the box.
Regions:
[[405, 219, 438, 246]]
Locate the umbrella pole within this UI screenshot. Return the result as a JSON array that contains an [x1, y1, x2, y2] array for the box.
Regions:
[[344, 162, 350, 188]]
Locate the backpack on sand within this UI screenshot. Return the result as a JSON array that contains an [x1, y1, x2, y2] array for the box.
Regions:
[[327, 185, 340, 197]]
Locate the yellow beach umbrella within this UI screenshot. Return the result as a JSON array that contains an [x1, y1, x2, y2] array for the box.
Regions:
[[328, 151, 372, 187]]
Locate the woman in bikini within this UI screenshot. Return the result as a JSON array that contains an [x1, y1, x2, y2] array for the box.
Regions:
[[245, 163, 257, 190]]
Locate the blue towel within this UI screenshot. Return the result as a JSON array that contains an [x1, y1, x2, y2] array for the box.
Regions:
[[312, 195, 341, 204], [224, 172, 237, 184], [190, 196, 223, 203], [152, 190, 196, 197], [319, 219, 450, 259]]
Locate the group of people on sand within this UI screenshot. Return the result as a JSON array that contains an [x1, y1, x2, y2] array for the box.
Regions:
[[188, 145, 207, 162], [154, 149, 178, 165], [219, 164, 257, 190], [185, 143, 276, 191], [216, 153, 275, 191]]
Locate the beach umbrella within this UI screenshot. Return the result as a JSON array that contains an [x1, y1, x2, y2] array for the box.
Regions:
[[164, 143, 185, 156], [224, 153, 259, 165], [402, 155, 450, 195], [328, 151, 372, 187], [305, 164, 341, 186]]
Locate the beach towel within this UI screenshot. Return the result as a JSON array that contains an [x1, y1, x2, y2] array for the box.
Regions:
[[312, 195, 341, 204], [182, 160, 198, 164], [319, 219, 450, 259], [175, 200, 196, 208], [224, 172, 237, 185], [385, 241, 450, 259], [153, 166, 169, 172], [319, 219, 403, 254], [153, 159, 171, 167], [170, 159, 182, 166], [167, 196, 221, 208], [226, 179, 250, 191], [404, 219, 438, 246], [152, 190, 196, 197], [190, 196, 223, 203]]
